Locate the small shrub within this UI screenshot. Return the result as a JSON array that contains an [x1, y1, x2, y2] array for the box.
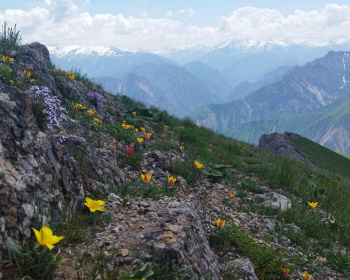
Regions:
[[0, 63, 12, 85]]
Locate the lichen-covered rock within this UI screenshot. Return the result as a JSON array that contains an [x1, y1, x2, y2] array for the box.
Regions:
[[254, 192, 291, 211]]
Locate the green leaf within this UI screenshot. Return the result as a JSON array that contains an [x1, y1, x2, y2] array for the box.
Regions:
[[120, 263, 154, 280]]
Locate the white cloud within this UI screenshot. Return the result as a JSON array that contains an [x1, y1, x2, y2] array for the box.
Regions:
[[178, 8, 195, 16], [1, 3, 350, 51]]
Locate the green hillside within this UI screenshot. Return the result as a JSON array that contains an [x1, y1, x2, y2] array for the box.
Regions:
[[288, 135, 350, 177]]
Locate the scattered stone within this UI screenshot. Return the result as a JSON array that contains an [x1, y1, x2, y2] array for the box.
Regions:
[[254, 192, 291, 210]]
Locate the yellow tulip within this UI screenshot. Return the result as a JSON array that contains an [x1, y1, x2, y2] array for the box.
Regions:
[[145, 132, 152, 139], [282, 268, 290, 278], [32, 226, 64, 250], [122, 124, 131, 129], [137, 137, 144, 143], [179, 146, 184, 151], [168, 176, 177, 184], [302, 272, 312, 280], [229, 192, 234, 199], [141, 173, 152, 183], [84, 197, 106, 212], [194, 161, 203, 169], [164, 126, 169, 129], [141, 127, 146, 132], [132, 111, 136, 116], [93, 118, 102, 124], [308, 202, 318, 209], [24, 70, 32, 78], [87, 109, 95, 116], [216, 218, 225, 228], [73, 103, 86, 110], [208, 149, 212, 153], [2, 55, 14, 63], [135, 128, 139, 132]]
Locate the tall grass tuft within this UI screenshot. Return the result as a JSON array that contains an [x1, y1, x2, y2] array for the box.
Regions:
[[0, 22, 22, 53]]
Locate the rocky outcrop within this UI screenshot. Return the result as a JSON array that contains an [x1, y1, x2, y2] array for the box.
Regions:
[[258, 132, 313, 165]]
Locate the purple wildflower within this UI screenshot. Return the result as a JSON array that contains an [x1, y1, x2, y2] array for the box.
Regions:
[[86, 92, 104, 107], [29, 86, 67, 129]]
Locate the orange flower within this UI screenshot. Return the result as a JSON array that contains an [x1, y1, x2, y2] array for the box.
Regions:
[[132, 111, 136, 116], [145, 132, 152, 139], [123, 120, 126, 124], [302, 272, 312, 280], [308, 202, 318, 209], [194, 161, 203, 169], [282, 268, 290, 278], [216, 218, 225, 228], [179, 146, 184, 151], [229, 192, 234, 199], [137, 137, 144, 143], [141, 173, 152, 183], [168, 176, 176, 184], [126, 147, 133, 155]]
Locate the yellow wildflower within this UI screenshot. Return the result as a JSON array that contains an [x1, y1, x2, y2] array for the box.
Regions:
[[32, 226, 64, 250], [229, 192, 234, 199], [135, 128, 139, 132], [141, 127, 146, 132], [216, 218, 225, 228], [179, 146, 184, 151], [87, 109, 95, 116], [122, 124, 131, 129], [137, 137, 144, 143], [168, 176, 177, 184], [93, 117, 102, 124], [141, 173, 152, 183], [145, 132, 152, 139], [84, 197, 106, 212], [308, 202, 318, 209], [194, 161, 203, 169], [132, 111, 136, 116], [164, 126, 169, 129], [302, 272, 312, 280], [2, 55, 14, 63], [73, 103, 86, 110]]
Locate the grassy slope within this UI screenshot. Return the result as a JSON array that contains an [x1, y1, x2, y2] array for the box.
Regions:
[[289, 135, 350, 178]]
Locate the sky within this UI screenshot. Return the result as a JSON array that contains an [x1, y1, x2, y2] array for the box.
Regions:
[[1, 0, 350, 51]]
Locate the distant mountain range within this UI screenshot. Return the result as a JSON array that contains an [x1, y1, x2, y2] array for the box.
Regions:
[[192, 51, 350, 153], [48, 41, 350, 152]]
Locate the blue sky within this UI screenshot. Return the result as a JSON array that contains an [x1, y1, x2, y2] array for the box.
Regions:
[[2, 0, 350, 51]]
